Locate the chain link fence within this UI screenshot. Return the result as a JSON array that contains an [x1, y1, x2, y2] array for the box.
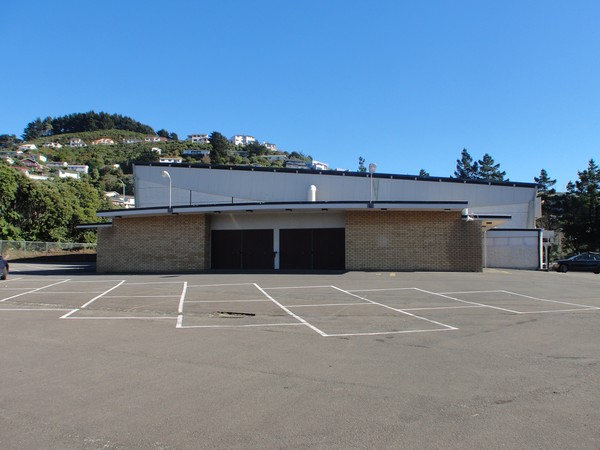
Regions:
[[0, 240, 97, 261]]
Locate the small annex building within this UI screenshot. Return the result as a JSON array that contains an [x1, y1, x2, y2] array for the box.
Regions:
[[94, 163, 541, 273]]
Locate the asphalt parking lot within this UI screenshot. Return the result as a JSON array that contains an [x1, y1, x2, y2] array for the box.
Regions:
[[1, 263, 599, 449]]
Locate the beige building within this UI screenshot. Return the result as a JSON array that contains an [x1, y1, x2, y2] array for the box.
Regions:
[[94, 164, 541, 273]]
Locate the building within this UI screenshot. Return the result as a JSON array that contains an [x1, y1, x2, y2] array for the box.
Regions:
[[91, 138, 115, 146], [159, 156, 183, 164], [94, 164, 542, 273], [43, 142, 63, 148], [183, 149, 210, 157], [67, 138, 87, 147], [66, 164, 89, 174], [188, 134, 209, 144], [145, 136, 168, 143], [231, 135, 256, 146]]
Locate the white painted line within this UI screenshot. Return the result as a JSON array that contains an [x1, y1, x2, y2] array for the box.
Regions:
[[186, 282, 256, 288], [30, 291, 106, 295], [0, 279, 71, 303], [64, 316, 176, 320], [124, 281, 192, 285], [184, 299, 270, 303], [517, 308, 600, 314], [440, 290, 505, 294], [499, 290, 600, 310], [180, 322, 304, 329], [103, 295, 181, 298], [176, 281, 188, 328], [0, 308, 74, 311], [325, 328, 456, 337], [80, 280, 126, 309], [414, 288, 522, 314], [331, 286, 458, 331], [287, 302, 369, 308], [254, 283, 328, 336], [401, 305, 486, 311], [0, 277, 24, 283], [346, 287, 418, 292], [262, 285, 335, 290], [60, 309, 79, 319]]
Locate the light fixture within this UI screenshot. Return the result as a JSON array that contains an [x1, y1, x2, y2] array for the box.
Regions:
[[161, 170, 172, 213]]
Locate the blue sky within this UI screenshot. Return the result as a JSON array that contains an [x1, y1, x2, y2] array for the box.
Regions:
[[2, 0, 599, 190]]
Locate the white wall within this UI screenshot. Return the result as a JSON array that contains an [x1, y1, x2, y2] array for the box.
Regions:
[[485, 229, 541, 269], [135, 165, 539, 228]]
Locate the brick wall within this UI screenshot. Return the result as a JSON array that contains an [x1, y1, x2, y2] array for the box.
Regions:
[[97, 215, 210, 273], [345, 211, 482, 272]]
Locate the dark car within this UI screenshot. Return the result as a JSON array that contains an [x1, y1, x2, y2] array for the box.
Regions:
[[0, 257, 8, 280], [551, 252, 600, 274]]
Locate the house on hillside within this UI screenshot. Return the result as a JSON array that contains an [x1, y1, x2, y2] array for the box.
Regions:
[[67, 138, 87, 147], [159, 156, 183, 164], [231, 135, 256, 146], [188, 134, 209, 144], [122, 138, 143, 144], [43, 142, 63, 148], [145, 136, 168, 143], [18, 144, 37, 151], [91, 138, 115, 146]]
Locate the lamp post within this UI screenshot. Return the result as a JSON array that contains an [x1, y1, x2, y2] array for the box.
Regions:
[[368, 163, 377, 206], [119, 180, 126, 207], [161, 170, 172, 213]]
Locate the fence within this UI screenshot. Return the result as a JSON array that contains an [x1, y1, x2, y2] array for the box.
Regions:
[[0, 240, 97, 260]]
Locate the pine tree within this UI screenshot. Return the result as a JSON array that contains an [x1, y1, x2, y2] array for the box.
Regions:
[[453, 148, 478, 179], [477, 153, 506, 181], [562, 159, 600, 252]]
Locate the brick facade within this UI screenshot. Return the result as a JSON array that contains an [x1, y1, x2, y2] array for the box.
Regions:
[[345, 211, 483, 272], [97, 215, 210, 273]]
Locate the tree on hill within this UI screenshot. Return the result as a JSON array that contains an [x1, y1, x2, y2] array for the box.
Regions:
[[419, 169, 430, 177], [454, 148, 478, 179], [0, 134, 21, 148], [23, 111, 155, 138], [477, 153, 506, 181], [358, 156, 366, 172], [209, 131, 233, 164]]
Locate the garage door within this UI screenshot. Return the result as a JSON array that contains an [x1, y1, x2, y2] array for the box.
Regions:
[[280, 228, 345, 270], [211, 229, 274, 269]]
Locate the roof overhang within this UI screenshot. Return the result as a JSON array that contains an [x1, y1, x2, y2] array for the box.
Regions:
[[97, 200, 469, 218], [461, 213, 512, 230], [76, 222, 113, 229]]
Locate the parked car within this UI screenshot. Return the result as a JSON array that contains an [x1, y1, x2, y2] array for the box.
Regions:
[[551, 252, 600, 274], [0, 256, 8, 280]]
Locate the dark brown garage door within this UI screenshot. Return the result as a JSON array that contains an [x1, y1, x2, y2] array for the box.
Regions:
[[211, 229, 274, 269], [279, 228, 345, 270]]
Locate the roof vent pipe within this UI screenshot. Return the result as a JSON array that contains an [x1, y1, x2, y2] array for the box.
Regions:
[[308, 185, 317, 202]]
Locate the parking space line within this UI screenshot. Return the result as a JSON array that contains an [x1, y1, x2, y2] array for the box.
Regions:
[[60, 280, 125, 319], [184, 299, 270, 303], [254, 283, 328, 336], [262, 285, 335, 290], [287, 302, 368, 308], [414, 288, 522, 314], [518, 308, 600, 314], [325, 328, 457, 337], [499, 290, 600, 310], [176, 282, 188, 328], [0, 279, 71, 303], [179, 323, 304, 329], [331, 286, 458, 331]]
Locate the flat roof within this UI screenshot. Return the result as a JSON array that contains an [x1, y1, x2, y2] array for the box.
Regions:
[[97, 200, 469, 218]]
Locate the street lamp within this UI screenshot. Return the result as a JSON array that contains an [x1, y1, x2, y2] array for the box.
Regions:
[[119, 179, 126, 206], [368, 163, 377, 206], [161, 170, 172, 213]]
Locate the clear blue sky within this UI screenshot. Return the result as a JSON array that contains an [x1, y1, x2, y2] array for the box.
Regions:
[[2, 0, 599, 190]]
